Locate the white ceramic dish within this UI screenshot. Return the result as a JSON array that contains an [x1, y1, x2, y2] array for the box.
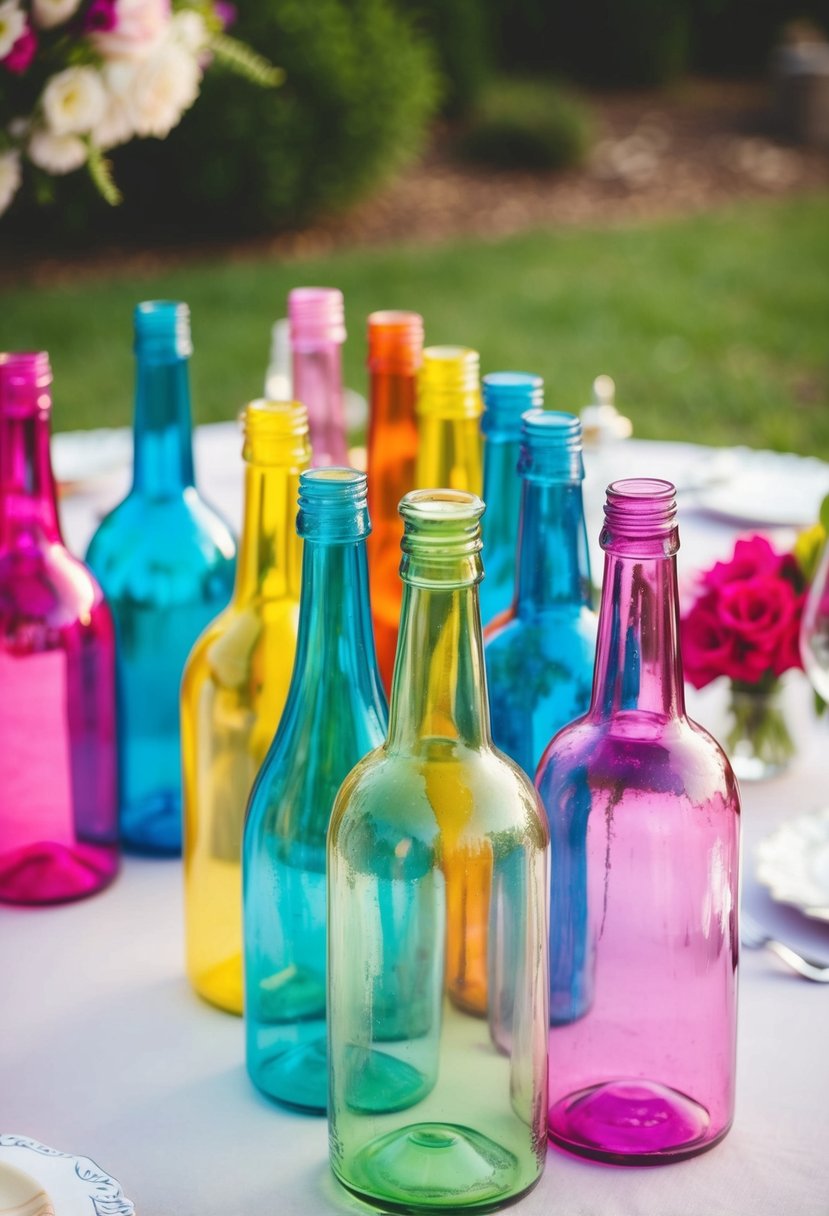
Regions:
[[0, 1137, 134, 1216], [756, 806, 829, 922], [695, 448, 829, 527], [0, 1160, 53, 1216]]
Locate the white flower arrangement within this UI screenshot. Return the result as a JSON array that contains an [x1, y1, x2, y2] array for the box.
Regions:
[[0, 0, 281, 213]]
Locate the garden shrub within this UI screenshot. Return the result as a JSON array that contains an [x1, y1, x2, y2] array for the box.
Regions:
[[457, 78, 594, 171], [405, 0, 492, 115]]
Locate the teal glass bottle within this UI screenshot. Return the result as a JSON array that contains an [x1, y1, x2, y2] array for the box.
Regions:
[[243, 468, 388, 1112], [327, 489, 549, 1214], [479, 372, 543, 626], [86, 302, 236, 854], [485, 410, 597, 783]]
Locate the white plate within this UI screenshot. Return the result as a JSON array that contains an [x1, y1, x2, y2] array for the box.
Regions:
[[756, 806, 829, 922], [695, 448, 829, 527], [51, 429, 132, 490], [0, 1137, 134, 1216], [0, 1161, 53, 1216]]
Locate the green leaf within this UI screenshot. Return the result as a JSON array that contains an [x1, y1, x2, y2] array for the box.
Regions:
[[820, 493, 829, 534], [86, 145, 122, 207], [209, 33, 284, 88]]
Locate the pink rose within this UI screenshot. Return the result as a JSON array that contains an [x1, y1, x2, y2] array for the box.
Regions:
[[704, 534, 782, 592], [681, 595, 737, 690], [4, 25, 36, 74], [93, 0, 170, 59], [716, 575, 797, 650]]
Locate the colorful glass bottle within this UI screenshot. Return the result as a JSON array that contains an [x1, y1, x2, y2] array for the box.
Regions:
[[479, 372, 543, 626], [415, 347, 483, 495], [328, 489, 549, 1213], [366, 310, 424, 692], [485, 410, 597, 780], [0, 352, 118, 905], [86, 302, 236, 855], [538, 478, 740, 1164], [288, 287, 348, 468], [244, 467, 388, 1112], [181, 400, 310, 1015]]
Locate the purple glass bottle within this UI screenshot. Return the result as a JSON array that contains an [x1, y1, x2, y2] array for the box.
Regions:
[[0, 353, 118, 905], [538, 479, 739, 1164]]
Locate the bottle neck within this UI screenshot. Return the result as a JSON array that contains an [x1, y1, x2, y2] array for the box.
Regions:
[[289, 538, 384, 704], [482, 434, 522, 568], [590, 549, 686, 722], [292, 343, 348, 467], [0, 411, 61, 549], [516, 480, 592, 615], [415, 415, 483, 494], [387, 582, 491, 752], [132, 357, 195, 498], [367, 370, 418, 526], [233, 460, 303, 605]]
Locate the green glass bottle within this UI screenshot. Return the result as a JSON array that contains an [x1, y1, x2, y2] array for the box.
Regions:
[[327, 489, 549, 1213]]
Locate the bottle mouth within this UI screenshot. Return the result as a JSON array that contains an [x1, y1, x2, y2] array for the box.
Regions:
[[0, 352, 52, 417], [601, 478, 679, 554], [242, 399, 310, 465], [418, 346, 482, 419], [297, 466, 370, 542], [367, 310, 424, 375], [134, 300, 192, 363], [288, 287, 346, 348], [518, 408, 584, 481], [399, 488, 484, 586], [482, 372, 544, 437]]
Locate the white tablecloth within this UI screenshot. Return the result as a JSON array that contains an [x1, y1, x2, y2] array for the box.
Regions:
[[2, 429, 828, 1215]]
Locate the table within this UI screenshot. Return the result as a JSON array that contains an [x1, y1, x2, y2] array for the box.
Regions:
[[2, 430, 828, 1215]]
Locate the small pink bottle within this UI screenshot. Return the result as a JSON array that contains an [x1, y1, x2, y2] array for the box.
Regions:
[[0, 353, 118, 905], [538, 478, 739, 1164], [288, 287, 348, 467]]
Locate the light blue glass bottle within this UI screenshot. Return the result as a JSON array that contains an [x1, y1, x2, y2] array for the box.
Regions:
[[479, 372, 543, 627], [86, 301, 236, 855], [243, 468, 388, 1113]]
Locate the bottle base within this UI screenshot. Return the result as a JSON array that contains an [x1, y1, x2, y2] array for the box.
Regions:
[[335, 1123, 541, 1214], [250, 1036, 328, 1115], [121, 792, 181, 856], [192, 955, 243, 1016], [0, 841, 118, 905], [548, 1079, 730, 1164]]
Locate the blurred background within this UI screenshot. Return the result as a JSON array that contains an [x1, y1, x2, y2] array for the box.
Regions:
[[2, 0, 828, 457]]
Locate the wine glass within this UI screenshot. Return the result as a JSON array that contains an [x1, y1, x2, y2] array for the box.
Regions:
[[801, 527, 829, 702]]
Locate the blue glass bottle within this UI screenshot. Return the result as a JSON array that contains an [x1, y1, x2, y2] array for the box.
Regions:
[[479, 372, 543, 627], [243, 468, 388, 1113], [86, 301, 236, 854], [485, 409, 597, 778]]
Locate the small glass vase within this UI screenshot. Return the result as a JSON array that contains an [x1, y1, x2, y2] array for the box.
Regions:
[[725, 679, 795, 782]]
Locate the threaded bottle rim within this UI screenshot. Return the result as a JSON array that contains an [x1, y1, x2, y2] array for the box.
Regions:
[[482, 372, 543, 438], [367, 310, 424, 375], [242, 399, 310, 466], [297, 466, 370, 542], [0, 351, 52, 417], [399, 488, 484, 587], [600, 478, 679, 555], [134, 300, 192, 364], [418, 346, 482, 419], [288, 287, 346, 348], [519, 408, 584, 482]]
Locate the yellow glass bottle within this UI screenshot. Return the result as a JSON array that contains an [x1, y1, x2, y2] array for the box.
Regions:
[[181, 399, 310, 1014], [415, 346, 483, 495]]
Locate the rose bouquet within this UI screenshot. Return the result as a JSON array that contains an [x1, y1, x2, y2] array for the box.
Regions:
[[681, 534, 807, 779], [0, 0, 280, 213]]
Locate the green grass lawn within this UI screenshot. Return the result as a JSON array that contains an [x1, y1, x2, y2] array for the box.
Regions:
[[4, 195, 829, 456]]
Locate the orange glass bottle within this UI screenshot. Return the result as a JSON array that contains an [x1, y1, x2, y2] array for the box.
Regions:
[[366, 311, 424, 692]]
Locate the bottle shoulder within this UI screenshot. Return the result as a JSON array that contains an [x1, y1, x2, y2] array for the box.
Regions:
[[88, 489, 236, 566]]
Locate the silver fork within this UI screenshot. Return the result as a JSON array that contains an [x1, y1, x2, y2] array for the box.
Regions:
[[741, 913, 829, 983]]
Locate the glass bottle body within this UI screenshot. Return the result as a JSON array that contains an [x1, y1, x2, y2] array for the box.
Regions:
[[85, 304, 236, 855], [182, 401, 309, 1014], [328, 491, 549, 1213], [244, 469, 388, 1112], [0, 354, 118, 905], [537, 479, 739, 1164]]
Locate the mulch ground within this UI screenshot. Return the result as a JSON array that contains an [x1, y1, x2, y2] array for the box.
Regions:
[[5, 78, 829, 287]]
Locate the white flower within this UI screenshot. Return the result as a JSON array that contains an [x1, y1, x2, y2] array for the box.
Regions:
[[31, 0, 81, 30], [28, 129, 87, 174], [0, 1, 26, 59], [171, 10, 209, 54], [94, 0, 171, 61], [128, 38, 201, 139], [92, 61, 135, 150], [0, 150, 21, 215], [42, 67, 108, 137]]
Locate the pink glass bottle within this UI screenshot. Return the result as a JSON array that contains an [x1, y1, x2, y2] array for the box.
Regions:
[[537, 479, 739, 1164], [0, 353, 118, 905], [288, 287, 348, 467]]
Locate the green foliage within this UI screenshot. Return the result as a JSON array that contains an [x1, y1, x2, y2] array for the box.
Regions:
[[405, 0, 491, 115], [86, 145, 122, 208], [457, 77, 593, 171]]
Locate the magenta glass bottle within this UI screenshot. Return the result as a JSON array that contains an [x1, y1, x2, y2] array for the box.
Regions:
[[288, 287, 348, 467], [0, 353, 118, 905], [537, 479, 739, 1164]]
